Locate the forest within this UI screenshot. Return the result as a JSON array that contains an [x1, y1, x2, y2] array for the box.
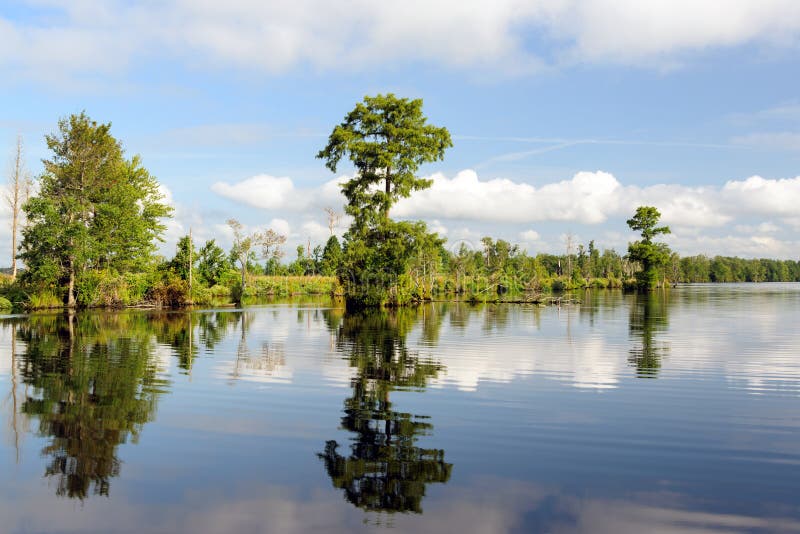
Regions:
[[2, 101, 798, 310]]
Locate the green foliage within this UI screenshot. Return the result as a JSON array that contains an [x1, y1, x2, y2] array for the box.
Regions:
[[627, 206, 672, 290], [241, 275, 339, 298], [321, 235, 343, 275], [227, 218, 286, 293], [340, 220, 444, 307], [146, 271, 190, 308], [28, 291, 62, 309], [318, 95, 452, 307], [16, 313, 169, 498], [167, 235, 197, 281], [198, 239, 228, 286], [319, 307, 451, 513], [0, 296, 12, 310], [317, 93, 452, 224], [76, 270, 133, 308], [20, 112, 172, 306]]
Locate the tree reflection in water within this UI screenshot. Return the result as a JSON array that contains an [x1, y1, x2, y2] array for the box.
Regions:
[[319, 308, 452, 514], [628, 291, 670, 378], [16, 312, 171, 499]]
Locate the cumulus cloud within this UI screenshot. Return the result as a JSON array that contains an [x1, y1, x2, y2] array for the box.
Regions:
[[267, 218, 291, 237], [667, 234, 799, 258], [3, 0, 800, 81], [395, 170, 620, 224], [211, 175, 297, 210], [548, 0, 800, 66], [208, 168, 800, 258], [735, 222, 780, 234], [300, 220, 332, 244], [721, 175, 800, 216], [393, 169, 729, 228], [212, 175, 345, 212]]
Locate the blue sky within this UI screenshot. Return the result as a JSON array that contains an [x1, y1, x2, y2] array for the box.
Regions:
[[1, 0, 799, 259]]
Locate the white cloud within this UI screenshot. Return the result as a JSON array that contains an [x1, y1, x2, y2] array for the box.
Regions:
[[212, 175, 297, 210], [735, 222, 780, 234], [721, 175, 800, 216], [4, 0, 800, 82], [300, 220, 332, 244], [267, 218, 291, 237], [394, 170, 624, 224], [212, 175, 346, 213], [157, 183, 174, 206], [729, 102, 800, 124], [667, 233, 799, 258], [393, 169, 729, 228], [549, 0, 800, 66], [429, 220, 449, 236], [520, 229, 541, 242], [207, 168, 800, 258]]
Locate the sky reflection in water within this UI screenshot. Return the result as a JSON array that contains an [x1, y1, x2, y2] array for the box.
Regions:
[[0, 284, 799, 533]]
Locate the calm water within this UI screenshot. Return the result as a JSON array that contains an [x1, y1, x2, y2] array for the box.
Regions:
[[1, 284, 799, 533]]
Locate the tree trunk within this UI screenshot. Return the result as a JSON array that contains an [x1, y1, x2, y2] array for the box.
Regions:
[[188, 227, 193, 303], [8, 135, 23, 281], [67, 260, 76, 308], [11, 208, 17, 280], [384, 167, 391, 219]]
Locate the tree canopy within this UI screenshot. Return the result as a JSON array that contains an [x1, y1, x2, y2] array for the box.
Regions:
[[317, 93, 452, 224], [20, 112, 172, 307]]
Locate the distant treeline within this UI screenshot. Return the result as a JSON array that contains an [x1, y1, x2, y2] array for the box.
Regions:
[[260, 236, 800, 290]]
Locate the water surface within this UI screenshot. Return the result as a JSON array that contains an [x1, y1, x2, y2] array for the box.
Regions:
[[1, 285, 799, 533]]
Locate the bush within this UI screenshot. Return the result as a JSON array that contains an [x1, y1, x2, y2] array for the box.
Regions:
[[146, 273, 190, 307], [551, 278, 568, 292], [76, 270, 137, 307], [124, 272, 152, 303], [0, 296, 12, 310], [190, 285, 214, 306], [622, 278, 639, 291], [208, 284, 231, 297], [607, 276, 623, 288], [28, 291, 62, 309]]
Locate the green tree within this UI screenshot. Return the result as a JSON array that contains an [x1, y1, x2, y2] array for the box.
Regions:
[[168, 235, 197, 281], [339, 220, 441, 307], [20, 113, 172, 306], [197, 239, 229, 286], [626, 206, 672, 290], [317, 95, 452, 307], [227, 219, 286, 291], [321, 235, 343, 275], [317, 93, 452, 224]]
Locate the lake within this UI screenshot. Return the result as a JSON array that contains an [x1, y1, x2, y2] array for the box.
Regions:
[[1, 284, 799, 533]]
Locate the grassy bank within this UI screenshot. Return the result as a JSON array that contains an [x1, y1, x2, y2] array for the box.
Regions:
[[0, 273, 342, 311]]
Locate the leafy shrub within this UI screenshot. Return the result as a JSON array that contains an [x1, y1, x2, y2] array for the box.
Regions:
[[146, 273, 190, 307], [0, 296, 12, 310], [28, 291, 62, 309], [622, 278, 639, 291], [590, 278, 610, 289], [208, 284, 231, 297], [551, 279, 568, 292]]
